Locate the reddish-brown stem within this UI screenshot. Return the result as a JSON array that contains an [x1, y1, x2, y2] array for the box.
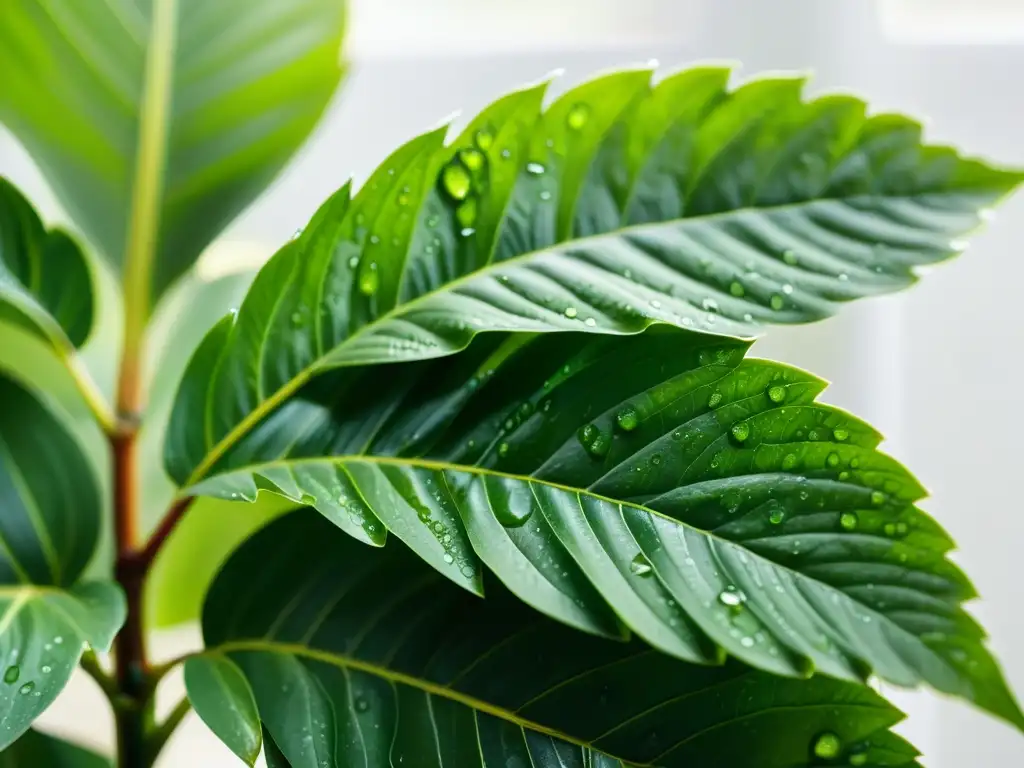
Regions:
[[138, 497, 193, 566]]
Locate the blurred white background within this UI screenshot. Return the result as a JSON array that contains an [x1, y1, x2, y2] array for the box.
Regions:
[[2, 0, 1023, 764]]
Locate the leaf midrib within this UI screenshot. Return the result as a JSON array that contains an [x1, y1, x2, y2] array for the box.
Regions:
[[185, 189, 960, 487], [185, 452, 954, 678]]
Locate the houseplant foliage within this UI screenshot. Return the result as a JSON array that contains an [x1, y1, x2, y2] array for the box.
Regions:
[[0, 2, 1020, 766]]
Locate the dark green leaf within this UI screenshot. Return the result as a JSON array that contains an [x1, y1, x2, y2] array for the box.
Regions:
[[0, 728, 111, 766], [181, 329, 1022, 730], [185, 653, 261, 766], [164, 65, 1022, 486], [0, 0, 348, 304], [200, 509, 921, 768], [0, 177, 93, 350], [0, 583, 125, 751], [0, 374, 101, 586], [0, 374, 124, 749]]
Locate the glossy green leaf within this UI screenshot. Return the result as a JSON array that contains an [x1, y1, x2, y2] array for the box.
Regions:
[[0, 177, 94, 351], [164, 65, 1022, 487], [0, 374, 124, 749], [0, 728, 111, 766], [179, 329, 1022, 731], [0, 0, 348, 305], [0, 374, 101, 587], [185, 653, 261, 767], [0, 583, 125, 751], [199, 509, 921, 768]]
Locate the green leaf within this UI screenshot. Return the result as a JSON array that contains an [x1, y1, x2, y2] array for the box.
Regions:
[[0, 583, 125, 751], [180, 329, 1022, 730], [199, 510, 921, 768], [0, 374, 102, 586], [0, 374, 123, 749], [0, 729, 111, 766], [185, 653, 261, 767], [163, 65, 1022, 487], [0, 0, 348, 305], [0, 177, 94, 351]]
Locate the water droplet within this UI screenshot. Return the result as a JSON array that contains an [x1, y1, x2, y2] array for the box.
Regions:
[[498, 442, 510, 458], [649, 299, 662, 310], [767, 385, 786, 403], [707, 392, 723, 408], [441, 161, 472, 201], [475, 128, 494, 150], [840, 512, 859, 531], [740, 636, 755, 648], [827, 452, 840, 468], [584, 317, 597, 327], [3, 666, 18, 684], [718, 587, 745, 610], [358, 262, 379, 296], [567, 103, 591, 130], [290, 311, 304, 327], [426, 214, 440, 228], [812, 732, 842, 760], [443, 553, 454, 564], [460, 227, 475, 238], [459, 147, 485, 172], [563, 306, 578, 319], [782, 249, 798, 265], [615, 406, 639, 432], [538, 189, 552, 201], [650, 453, 662, 466], [40, 665, 51, 675], [629, 553, 653, 577], [526, 162, 546, 176], [456, 198, 478, 228], [397, 187, 410, 207], [18, 682, 34, 696], [870, 491, 886, 506], [702, 297, 719, 312], [500, 148, 512, 159], [729, 281, 745, 297], [770, 294, 785, 311], [577, 424, 610, 459], [730, 422, 751, 443], [767, 502, 786, 525], [850, 752, 868, 766], [850, 457, 861, 469], [833, 427, 850, 442], [782, 283, 794, 295], [782, 453, 798, 470]]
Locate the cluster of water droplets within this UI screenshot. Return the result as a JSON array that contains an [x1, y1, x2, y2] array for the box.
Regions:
[[2, 639, 62, 702]]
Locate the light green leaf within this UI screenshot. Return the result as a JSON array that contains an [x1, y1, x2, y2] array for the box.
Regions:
[[0, 374, 123, 749], [185, 653, 261, 767], [199, 510, 922, 768], [0, 583, 125, 751], [0, 177, 94, 351], [180, 329, 1022, 730], [164, 64, 1022, 487], [0, 0, 348, 306], [0, 728, 111, 766]]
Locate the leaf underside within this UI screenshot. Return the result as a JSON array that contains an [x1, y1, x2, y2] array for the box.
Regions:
[[165, 64, 1022, 489], [199, 510, 922, 768], [0, 0, 348, 304], [180, 328, 1023, 731]]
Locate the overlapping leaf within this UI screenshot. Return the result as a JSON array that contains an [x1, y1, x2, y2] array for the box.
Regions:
[[195, 510, 922, 768], [165, 64, 1022, 486], [0, 374, 124, 749], [0, 0, 348, 304], [176, 329, 1022, 730], [0, 728, 110, 766], [0, 178, 93, 353]]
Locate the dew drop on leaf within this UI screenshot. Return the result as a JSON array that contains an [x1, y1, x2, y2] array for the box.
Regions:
[[358, 263, 379, 296], [459, 147, 485, 172], [707, 392, 723, 408], [870, 491, 886, 506], [827, 452, 840, 468], [563, 306, 578, 319], [584, 317, 597, 327], [441, 161, 472, 201], [770, 294, 785, 311], [629, 553, 653, 577], [615, 406, 639, 432], [812, 732, 842, 760], [781, 453, 798, 470], [718, 587, 745, 610], [526, 161, 545, 175], [833, 427, 850, 442], [729, 281, 745, 297], [3, 665, 18, 684], [840, 512, 858, 531], [18, 681, 34, 695], [566, 103, 591, 130], [474, 129, 493, 150], [767, 502, 786, 525], [456, 198, 478, 228], [767, 385, 786, 403], [730, 422, 750, 443], [782, 249, 798, 265]]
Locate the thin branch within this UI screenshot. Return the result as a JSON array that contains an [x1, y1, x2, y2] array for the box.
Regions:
[[62, 351, 117, 434], [80, 650, 121, 705], [145, 695, 192, 765], [138, 496, 194, 567]]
